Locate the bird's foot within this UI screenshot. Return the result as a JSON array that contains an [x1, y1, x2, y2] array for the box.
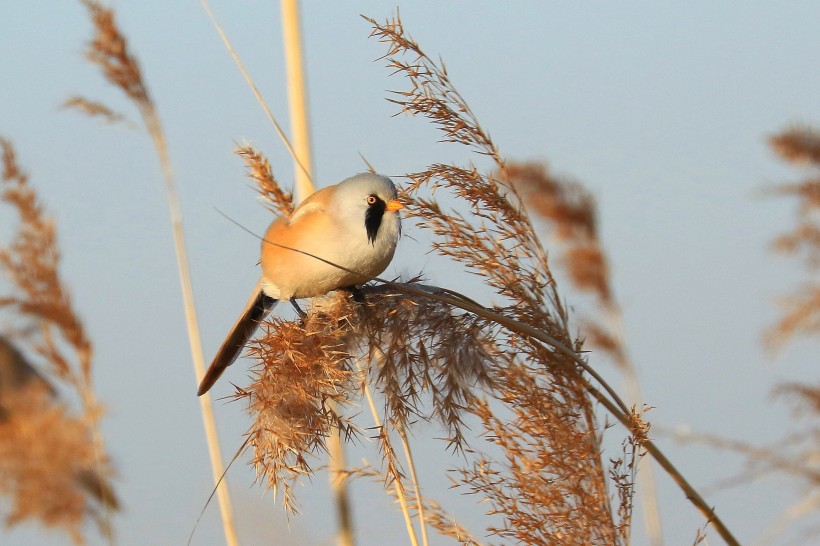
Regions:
[[289, 298, 307, 319], [340, 285, 366, 304]]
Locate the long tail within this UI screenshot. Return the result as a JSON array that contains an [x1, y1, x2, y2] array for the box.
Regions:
[[198, 285, 277, 396]]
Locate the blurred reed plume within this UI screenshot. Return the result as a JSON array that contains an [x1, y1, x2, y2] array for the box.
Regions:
[[0, 138, 117, 544], [68, 2, 240, 544], [673, 378, 820, 543], [751, 126, 820, 540], [674, 125, 820, 543], [766, 126, 820, 347], [78, 0, 151, 112], [503, 162, 620, 363], [505, 161, 664, 543]]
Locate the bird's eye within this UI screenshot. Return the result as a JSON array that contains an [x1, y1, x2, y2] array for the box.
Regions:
[[366, 195, 378, 205]]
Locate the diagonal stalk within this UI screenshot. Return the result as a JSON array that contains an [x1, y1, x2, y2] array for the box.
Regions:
[[397, 425, 429, 546], [199, 0, 313, 188], [356, 359, 419, 546]]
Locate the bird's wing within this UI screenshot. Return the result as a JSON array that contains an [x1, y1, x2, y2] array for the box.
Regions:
[[286, 184, 335, 224]]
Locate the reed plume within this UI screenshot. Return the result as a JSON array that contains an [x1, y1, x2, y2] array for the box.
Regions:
[[0, 137, 117, 544], [370, 14, 637, 542], [503, 162, 615, 355], [766, 126, 820, 347], [236, 281, 496, 510], [236, 143, 295, 216], [61, 97, 131, 127]]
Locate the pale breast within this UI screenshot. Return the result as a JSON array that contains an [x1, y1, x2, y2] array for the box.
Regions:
[[259, 204, 398, 300]]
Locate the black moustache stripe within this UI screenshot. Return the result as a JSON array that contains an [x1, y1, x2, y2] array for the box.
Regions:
[[364, 199, 387, 244]]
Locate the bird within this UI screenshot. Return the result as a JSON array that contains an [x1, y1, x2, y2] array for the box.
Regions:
[[197, 172, 403, 396]]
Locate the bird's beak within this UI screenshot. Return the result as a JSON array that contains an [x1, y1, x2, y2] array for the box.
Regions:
[[386, 199, 404, 212]]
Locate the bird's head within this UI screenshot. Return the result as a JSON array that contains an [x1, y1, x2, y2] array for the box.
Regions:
[[334, 173, 403, 245]]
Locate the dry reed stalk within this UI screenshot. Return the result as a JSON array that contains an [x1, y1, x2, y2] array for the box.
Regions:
[[74, 3, 240, 544], [0, 138, 117, 544], [340, 462, 484, 545], [397, 425, 429, 546], [280, 0, 315, 202], [360, 343, 428, 546], [327, 426, 355, 546], [421, 498, 483, 546], [361, 366, 420, 546]]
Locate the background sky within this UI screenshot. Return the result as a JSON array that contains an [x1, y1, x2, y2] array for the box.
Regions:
[[2, 1, 819, 545]]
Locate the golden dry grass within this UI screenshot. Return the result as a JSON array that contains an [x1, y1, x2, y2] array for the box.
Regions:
[[62, 97, 131, 127], [504, 161, 663, 542]]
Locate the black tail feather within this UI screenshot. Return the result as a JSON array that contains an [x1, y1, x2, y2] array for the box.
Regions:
[[197, 287, 277, 396]]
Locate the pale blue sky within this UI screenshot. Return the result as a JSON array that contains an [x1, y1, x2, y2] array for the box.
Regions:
[[2, 2, 819, 545]]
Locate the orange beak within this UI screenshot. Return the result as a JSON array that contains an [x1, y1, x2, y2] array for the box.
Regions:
[[386, 199, 404, 212]]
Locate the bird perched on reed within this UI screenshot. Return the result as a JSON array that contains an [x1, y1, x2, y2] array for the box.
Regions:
[[198, 172, 403, 396]]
